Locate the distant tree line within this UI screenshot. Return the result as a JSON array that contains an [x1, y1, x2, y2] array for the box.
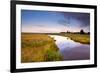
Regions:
[[60, 29, 90, 34], [80, 29, 90, 34]]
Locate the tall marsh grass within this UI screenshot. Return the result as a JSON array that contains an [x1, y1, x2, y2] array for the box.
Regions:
[[64, 33, 90, 44], [21, 33, 62, 63]]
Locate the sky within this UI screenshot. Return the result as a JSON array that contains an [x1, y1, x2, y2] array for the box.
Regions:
[[21, 10, 90, 33]]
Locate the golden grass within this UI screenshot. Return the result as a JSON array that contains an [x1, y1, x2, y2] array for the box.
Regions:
[[21, 33, 62, 63], [64, 33, 90, 44]]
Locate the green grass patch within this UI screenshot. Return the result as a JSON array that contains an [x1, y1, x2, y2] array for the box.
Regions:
[[45, 49, 62, 61]]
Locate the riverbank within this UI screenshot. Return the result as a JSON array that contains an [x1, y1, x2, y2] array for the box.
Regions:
[[21, 33, 62, 63], [49, 35, 90, 60], [63, 33, 90, 44]]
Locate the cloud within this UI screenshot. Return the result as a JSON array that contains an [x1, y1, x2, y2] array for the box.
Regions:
[[59, 12, 90, 28]]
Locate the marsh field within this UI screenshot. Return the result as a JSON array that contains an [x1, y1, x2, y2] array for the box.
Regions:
[[62, 33, 90, 44], [21, 33, 90, 63], [21, 10, 90, 63], [21, 33, 62, 63]]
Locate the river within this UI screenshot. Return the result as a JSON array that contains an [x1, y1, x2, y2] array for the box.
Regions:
[[49, 35, 90, 60]]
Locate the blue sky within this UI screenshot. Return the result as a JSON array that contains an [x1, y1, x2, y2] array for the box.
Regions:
[[21, 10, 90, 33]]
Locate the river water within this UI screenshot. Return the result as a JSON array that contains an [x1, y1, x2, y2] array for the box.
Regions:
[[49, 35, 90, 60]]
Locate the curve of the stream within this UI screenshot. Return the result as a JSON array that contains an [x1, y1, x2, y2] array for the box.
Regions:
[[49, 35, 90, 60]]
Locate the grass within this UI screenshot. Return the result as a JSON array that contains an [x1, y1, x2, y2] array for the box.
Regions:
[[21, 33, 62, 63], [63, 33, 90, 44]]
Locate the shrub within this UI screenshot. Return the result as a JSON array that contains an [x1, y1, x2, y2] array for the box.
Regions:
[[45, 49, 62, 61]]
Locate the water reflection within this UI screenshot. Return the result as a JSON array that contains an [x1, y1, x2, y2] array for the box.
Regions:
[[49, 35, 90, 60]]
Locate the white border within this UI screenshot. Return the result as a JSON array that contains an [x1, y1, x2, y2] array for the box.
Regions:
[[16, 4, 94, 69]]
